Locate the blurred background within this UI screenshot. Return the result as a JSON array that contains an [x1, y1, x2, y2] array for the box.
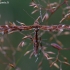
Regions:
[[0, 0, 70, 70]]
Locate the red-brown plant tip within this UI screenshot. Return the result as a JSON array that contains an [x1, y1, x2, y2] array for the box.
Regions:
[[51, 43, 62, 50]]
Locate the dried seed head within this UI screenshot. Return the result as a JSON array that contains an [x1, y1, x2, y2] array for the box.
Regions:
[[38, 67, 42, 70], [63, 57, 68, 62], [17, 41, 26, 51], [31, 9, 38, 14], [16, 67, 21, 70], [64, 6, 70, 10], [64, 31, 70, 35], [22, 35, 32, 40], [42, 46, 47, 50], [38, 61, 42, 67], [56, 40, 63, 47], [47, 57, 54, 60], [53, 63, 59, 68], [47, 2, 58, 7], [29, 52, 34, 59], [0, 47, 6, 55], [0, 37, 4, 43], [24, 50, 31, 56], [42, 13, 49, 21], [30, 2, 38, 8], [63, 62, 70, 66], [42, 51, 49, 59], [18, 41, 25, 47], [16, 20, 25, 26], [60, 13, 70, 23], [9, 63, 15, 68], [9, 22, 16, 26], [47, 51, 55, 54], [0, 14, 1, 18], [50, 62, 59, 69]]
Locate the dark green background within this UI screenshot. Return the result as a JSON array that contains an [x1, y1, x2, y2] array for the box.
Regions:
[[0, 0, 70, 70]]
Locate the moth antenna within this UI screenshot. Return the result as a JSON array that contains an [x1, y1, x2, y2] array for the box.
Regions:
[[37, 0, 43, 22], [23, 8, 35, 20]]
